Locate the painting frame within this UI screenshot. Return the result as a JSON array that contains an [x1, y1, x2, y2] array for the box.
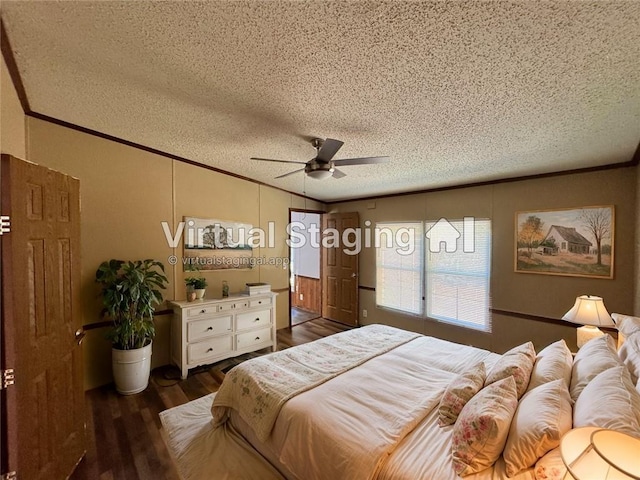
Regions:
[[183, 216, 254, 271], [514, 205, 615, 279]]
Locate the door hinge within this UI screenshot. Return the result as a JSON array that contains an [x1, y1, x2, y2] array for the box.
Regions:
[[1, 369, 15, 390], [1, 471, 17, 480]]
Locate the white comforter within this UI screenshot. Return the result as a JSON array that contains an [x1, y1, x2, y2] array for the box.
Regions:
[[231, 331, 534, 480], [161, 326, 537, 480], [270, 336, 495, 480]]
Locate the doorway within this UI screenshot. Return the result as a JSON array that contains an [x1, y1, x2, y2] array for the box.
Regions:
[[289, 210, 323, 326]]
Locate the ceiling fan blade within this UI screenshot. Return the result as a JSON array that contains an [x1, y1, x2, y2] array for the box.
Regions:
[[316, 138, 344, 162], [251, 157, 307, 165], [274, 167, 305, 179], [333, 156, 390, 166], [332, 168, 347, 179]]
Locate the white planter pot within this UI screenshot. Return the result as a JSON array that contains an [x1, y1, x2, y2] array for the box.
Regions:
[[112, 341, 152, 395], [195, 288, 206, 299]]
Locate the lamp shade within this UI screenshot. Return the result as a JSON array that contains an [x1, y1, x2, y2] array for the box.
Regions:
[[560, 427, 640, 480], [562, 295, 614, 327]]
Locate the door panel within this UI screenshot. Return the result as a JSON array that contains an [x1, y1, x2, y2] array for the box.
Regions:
[[1, 155, 84, 479], [322, 212, 359, 326]]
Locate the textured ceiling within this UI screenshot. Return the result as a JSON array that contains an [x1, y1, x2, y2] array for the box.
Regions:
[[2, 1, 639, 201]]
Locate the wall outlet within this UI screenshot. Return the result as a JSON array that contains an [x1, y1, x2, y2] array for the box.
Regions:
[[362, 309, 368, 318], [299, 293, 304, 301]]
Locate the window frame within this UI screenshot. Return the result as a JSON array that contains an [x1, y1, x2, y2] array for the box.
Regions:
[[374, 218, 492, 332]]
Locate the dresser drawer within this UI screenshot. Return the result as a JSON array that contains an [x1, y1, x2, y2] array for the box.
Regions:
[[187, 315, 232, 342], [218, 299, 250, 312], [187, 335, 233, 364], [187, 304, 218, 317], [236, 309, 271, 331], [249, 297, 271, 308], [236, 327, 271, 350]]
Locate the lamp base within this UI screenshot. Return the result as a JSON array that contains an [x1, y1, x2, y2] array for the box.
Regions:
[[577, 325, 604, 348]]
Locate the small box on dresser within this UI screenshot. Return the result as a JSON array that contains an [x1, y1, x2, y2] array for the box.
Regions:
[[169, 292, 277, 379]]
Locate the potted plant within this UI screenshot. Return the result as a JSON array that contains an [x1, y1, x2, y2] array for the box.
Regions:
[[185, 276, 208, 299], [95, 259, 168, 395]]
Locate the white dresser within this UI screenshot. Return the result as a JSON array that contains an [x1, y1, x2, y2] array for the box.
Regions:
[[169, 292, 277, 379]]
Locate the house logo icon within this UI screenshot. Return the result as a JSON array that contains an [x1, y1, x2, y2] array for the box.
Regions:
[[425, 217, 476, 253]]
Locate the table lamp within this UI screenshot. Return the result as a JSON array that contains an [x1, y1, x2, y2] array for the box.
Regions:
[[560, 427, 640, 479], [562, 295, 614, 348]]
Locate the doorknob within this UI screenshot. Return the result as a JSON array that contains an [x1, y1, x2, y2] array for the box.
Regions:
[[75, 327, 86, 345], [351, 273, 357, 277]]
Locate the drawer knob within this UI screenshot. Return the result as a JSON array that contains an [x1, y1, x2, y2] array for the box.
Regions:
[[207, 347, 213, 353], [255, 336, 260, 341], [258, 301, 262, 304], [207, 326, 213, 331], [254, 318, 260, 322], [200, 309, 206, 314]]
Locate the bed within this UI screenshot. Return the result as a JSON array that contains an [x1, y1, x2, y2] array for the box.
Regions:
[[160, 322, 640, 480]]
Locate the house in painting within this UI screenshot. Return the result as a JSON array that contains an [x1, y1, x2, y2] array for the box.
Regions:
[[540, 225, 592, 255]]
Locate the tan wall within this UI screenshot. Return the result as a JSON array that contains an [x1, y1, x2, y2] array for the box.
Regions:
[[0, 54, 26, 159], [26, 117, 324, 389], [636, 165, 640, 315], [332, 167, 637, 353]]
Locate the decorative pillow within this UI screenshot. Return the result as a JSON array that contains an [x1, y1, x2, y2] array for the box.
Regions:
[[485, 342, 536, 398], [573, 365, 640, 438], [618, 331, 640, 385], [451, 376, 519, 477], [527, 339, 573, 392], [613, 313, 640, 338], [534, 447, 566, 480], [569, 334, 620, 401], [438, 363, 486, 427], [503, 379, 572, 477]]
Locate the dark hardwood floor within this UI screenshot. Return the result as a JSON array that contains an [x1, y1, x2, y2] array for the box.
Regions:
[[291, 307, 320, 326], [70, 318, 352, 480]]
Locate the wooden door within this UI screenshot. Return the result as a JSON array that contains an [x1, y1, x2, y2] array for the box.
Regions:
[[1, 155, 85, 479], [322, 212, 359, 326]]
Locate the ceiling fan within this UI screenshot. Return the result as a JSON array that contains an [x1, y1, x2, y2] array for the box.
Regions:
[[251, 138, 389, 180]]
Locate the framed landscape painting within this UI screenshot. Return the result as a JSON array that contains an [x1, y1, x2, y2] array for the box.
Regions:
[[515, 205, 614, 279], [183, 216, 254, 270]]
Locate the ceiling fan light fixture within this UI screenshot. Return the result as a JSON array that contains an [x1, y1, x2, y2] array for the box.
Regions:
[[306, 169, 334, 180]]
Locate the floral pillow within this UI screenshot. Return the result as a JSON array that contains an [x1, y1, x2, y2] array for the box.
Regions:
[[438, 362, 486, 427], [534, 447, 566, 480], [485, 342, 536, 398], [451, 376, 519, 477]]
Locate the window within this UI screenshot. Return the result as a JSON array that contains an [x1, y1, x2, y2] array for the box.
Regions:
[[375, 222, 423, 315], [375, 218, 492, 332], [425, 219, 491, 331]]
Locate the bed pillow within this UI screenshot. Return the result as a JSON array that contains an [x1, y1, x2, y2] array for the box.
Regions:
[[618, 331, 640, 385], [526, 339, 573, 392], [438, 362, 486, 427], [613, 313, 640, 338], [503, 379, 572, 477], [533, 448, 566, 480], [485, 342, 536, 398], [569, 334, 620, 401], [451, 376, 519, 477], [573, 365, 640, 438]]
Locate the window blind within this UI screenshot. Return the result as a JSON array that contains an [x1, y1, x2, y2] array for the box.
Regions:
[[375, 222, 423, 315], [425, 219, 491, 331]]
